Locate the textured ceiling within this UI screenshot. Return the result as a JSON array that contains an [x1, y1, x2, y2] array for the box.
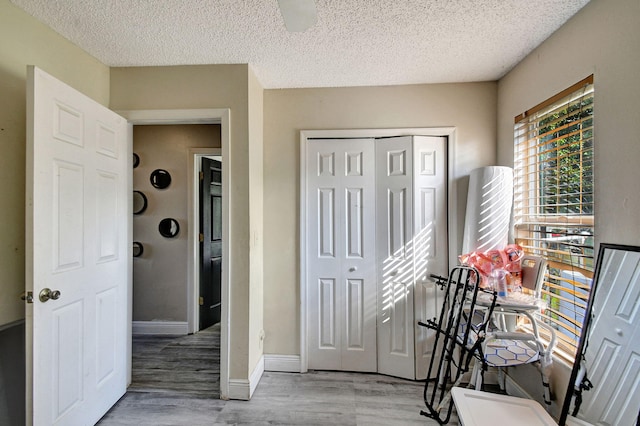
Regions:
[[11, 0, 590, 89]]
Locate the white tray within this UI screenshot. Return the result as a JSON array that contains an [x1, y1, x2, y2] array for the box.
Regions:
[[451, 387, 556, 426]]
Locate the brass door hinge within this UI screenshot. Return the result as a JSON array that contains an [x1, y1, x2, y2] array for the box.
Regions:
[[199, 296, 204, 306], [199, 171, 204, 181], [199, 233, 204, 243]]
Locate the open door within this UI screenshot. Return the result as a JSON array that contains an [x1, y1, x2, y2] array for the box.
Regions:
[[199, 157, 222, 329], [26, 66, 129, 425]]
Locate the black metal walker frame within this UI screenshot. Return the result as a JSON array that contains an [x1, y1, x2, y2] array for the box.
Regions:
[[418, 266, 497, 425]]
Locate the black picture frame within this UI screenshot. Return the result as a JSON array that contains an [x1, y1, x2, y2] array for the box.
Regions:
[[158, 218, 179, 238], [150, 169, 171, 189], [132, 242, 144, 257], [133, 191, 148, 215]]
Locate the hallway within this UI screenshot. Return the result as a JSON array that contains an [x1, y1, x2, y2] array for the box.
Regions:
[[98, 325, 439, 425]]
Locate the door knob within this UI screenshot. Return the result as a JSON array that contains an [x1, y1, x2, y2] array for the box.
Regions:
[[349, 267, 357, 272], [39, 288, 61, 303]]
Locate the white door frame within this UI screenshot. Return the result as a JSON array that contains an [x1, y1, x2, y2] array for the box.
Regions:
[[299, 127, 457, 373], [117, 109, 231, 399]]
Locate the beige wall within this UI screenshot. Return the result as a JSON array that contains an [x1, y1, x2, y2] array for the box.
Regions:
[[248, 69, 265, 370], [0, 0, 110, 326], [498, 0, 640, 248], [132, 124, 221, 322], [262, 82, 498, 354], [497, 0, 640, 413], [110, 64, 259, 379]]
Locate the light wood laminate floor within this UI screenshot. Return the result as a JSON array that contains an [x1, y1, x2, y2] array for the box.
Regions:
[[98, 325, 445, 425]]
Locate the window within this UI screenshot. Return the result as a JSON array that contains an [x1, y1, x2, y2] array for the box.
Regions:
[[513, 75, 594, 360]]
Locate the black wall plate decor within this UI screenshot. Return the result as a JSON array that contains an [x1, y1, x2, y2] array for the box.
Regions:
[[133, 191, 148, 215], [150, 169, 171, 189], [133, 153, 140, 168], [133, 242, 144, 257], [158, 218, 179, 238]]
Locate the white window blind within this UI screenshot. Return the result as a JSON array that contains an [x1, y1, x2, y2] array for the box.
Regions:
[[513, 75, 594, 359]]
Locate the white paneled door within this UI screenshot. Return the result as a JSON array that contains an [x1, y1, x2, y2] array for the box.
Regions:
[[306, 139, 377, 372], [411, 136, 448, 380], [305, 134, 448, 379], [26, 66, 129, 425], [376, 136, 448, 380], [576, 249, 640, 424], [376, 136, 415, 379]]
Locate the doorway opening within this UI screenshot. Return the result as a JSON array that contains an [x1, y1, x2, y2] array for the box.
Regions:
[[130, 125, 222, 396], [120, 108, 231, 399]]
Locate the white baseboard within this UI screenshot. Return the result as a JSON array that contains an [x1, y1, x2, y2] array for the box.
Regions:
[[228, 355, 265, 400], [264, 354, 301, 372], [132, 321, 189, 335], [250, 355, 265, 397], [227, 379, 250, 401]]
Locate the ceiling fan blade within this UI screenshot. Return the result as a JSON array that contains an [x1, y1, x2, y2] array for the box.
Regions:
[[277, 0, 317, 32]]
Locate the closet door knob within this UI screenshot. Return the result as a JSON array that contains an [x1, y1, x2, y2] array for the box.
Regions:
[[349, 267, 357, 272]]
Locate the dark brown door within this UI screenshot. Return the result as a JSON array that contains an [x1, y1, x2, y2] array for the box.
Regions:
[[199, 157, 222, 330]]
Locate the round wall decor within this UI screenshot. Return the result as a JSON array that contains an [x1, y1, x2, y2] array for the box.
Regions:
[[133, 242, 144, 257], [133, 153, 140, 168], [158, 218, 180, 238], [133, 191, 148, 215], [150, 169, 171, 189]]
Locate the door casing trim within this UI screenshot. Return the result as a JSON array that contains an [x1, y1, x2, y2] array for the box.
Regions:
[[299, 127, 457, 373]]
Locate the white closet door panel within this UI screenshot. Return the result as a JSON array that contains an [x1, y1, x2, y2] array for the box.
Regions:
[[345, 278, 364, 349], [318, 188, 336, 257], [307, 141, 341, 369], [412, 136, 447, 273], [345, 188, 363, 257], [415, 281, 442, 379], [376, 136, 415, 379], [318, 278, 337, 348], [387, 188, 408, 258], [341, 140, 376, 372], [307, 139, 376, 372], [413, 136, 448, 380], [389, 281, 412, 353]]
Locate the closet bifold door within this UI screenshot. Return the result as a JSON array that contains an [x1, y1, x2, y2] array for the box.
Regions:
[[376, 136, 416, 379], [376, 135, 449, 380], [306, 138, 377, 372], [411, 136, 449, 381]]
